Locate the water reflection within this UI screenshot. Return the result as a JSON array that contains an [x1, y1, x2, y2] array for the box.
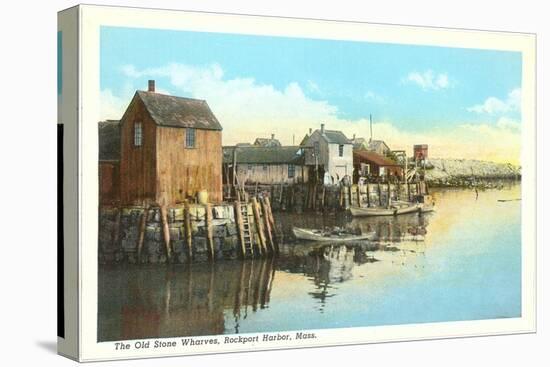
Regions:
[[99, 185, 521, 341], [99, 260, 276, 341], [99, 213, 427, 341]]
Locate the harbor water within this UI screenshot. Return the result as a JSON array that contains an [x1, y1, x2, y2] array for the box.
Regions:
[[98, 184, 521, 341]]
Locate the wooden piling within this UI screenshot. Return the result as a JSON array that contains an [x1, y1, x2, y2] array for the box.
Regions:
[[377, 181, 382, 206], [260, 197, 275, 254], [205, 203, 215, 261], [184, 203, 193, 262], [264, 196, 276, 229], [356, 185, 362, 208], [234, 201, 246, 258], [387, 180, 391, 208], [312, 184, 317, 210], [366, 183, 371, 207], [136, 205, 149, 262], [251, 197, 267, 255], [321, 186, 326, 208], [160, 206, 172, 261]]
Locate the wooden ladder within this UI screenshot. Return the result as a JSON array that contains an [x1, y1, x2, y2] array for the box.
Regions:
[[240, 202, 255, 258]]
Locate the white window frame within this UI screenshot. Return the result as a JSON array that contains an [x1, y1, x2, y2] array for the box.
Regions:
[[134, 122, 142, 147]]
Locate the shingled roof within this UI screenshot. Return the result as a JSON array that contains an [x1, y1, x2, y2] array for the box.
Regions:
[[367, 139, 390, 152], [223, 146, 306, 165], [302, 129, 352, 146], [254, 137, 282, 147], [135, 91, 222, 130], [322, 130, 352, 144], [98, 120, 120, 161]]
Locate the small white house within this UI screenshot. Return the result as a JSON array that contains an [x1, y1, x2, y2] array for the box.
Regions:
[[301, 124, 354, 183]]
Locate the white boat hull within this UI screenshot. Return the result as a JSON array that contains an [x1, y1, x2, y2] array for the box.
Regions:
[[350, 203, 434, 217], [293, 227, 375, 242]]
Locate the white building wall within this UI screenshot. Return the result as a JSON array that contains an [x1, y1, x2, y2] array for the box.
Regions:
[[327, 143, 354, 182], [236, 164, 308, 184]]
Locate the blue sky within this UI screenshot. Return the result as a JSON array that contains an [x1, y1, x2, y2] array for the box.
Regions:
[[100, 26, 522, 163]]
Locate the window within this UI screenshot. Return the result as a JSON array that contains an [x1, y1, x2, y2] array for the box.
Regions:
[[288, 164, 295, 178], [134, 122, 142, 147], [338, 144, 344, 157], [185, 128, 196, 148]]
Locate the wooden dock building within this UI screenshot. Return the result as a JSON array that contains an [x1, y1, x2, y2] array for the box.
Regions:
[[119, 80, 223, 206]]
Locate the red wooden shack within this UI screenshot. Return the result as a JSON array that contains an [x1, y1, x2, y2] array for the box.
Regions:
[[353, 149, 403, 180], [119, 81, 223, 206]]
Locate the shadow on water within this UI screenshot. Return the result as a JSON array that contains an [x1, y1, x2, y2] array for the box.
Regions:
[[98, 211, 431, 342]]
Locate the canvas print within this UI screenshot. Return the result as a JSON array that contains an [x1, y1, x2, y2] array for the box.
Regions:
[[96, 24, 524, 344]]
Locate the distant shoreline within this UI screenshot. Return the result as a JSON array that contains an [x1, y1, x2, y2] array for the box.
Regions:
[[423, 158, 520, 187]]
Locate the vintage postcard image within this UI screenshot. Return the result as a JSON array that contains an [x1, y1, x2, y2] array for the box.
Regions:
[[77, 6, 535, 360]]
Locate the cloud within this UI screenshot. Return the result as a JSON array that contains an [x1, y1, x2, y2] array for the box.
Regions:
[[364, 91, 386, 104], [306, 80, 321, 94], [467, 88, 521, 114], [403, 70, 451, 90], [100, 89, 127, 121], [101, 62, 520, 164]]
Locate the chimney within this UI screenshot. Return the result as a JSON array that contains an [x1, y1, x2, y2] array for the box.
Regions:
[[321, 123, 325, 134], [309, 128, 312, 135], [271, 133, 275, 140], [148, 80, 155, 93]]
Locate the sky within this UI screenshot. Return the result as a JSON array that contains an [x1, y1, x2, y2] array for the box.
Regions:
[[100, 26, 522, 164]]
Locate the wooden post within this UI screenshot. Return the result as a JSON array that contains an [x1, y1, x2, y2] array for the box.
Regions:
[[260, 197, 275, 254], [321, 185, 326, 209], [265, 196, 276, 229], [312, 184, 317, 210], [136, 206, 149, 262], [290, 184, 295, 210], [234, 201, 246, 258], [184, 203, 193, 262], [251, 197, 267, 255], [387, 180, 391, 208], [356, 185, 362, 208], [396, 181, 401, 201], [232, 147, 237, 187], [160, 206, 172, 261], [377, 181, 382, 206], [366, 183, 371, 207], [205, 203, 215, 261], [264, 197, 279, 254]]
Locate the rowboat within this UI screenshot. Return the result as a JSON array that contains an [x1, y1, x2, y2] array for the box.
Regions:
[[349, 202, 434, 217], [292, 227, 376, 242]]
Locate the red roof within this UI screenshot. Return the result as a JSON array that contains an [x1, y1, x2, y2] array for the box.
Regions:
[[353, 150, 400, 167]]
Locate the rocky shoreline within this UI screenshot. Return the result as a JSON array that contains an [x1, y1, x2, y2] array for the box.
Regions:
[[423, 158, 521, 187]]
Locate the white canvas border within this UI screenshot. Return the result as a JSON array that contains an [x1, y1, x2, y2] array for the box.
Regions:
[[76, 4, 536, 361]]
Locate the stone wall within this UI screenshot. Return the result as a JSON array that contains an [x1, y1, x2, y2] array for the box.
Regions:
[[98, 203, 263, 264]]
